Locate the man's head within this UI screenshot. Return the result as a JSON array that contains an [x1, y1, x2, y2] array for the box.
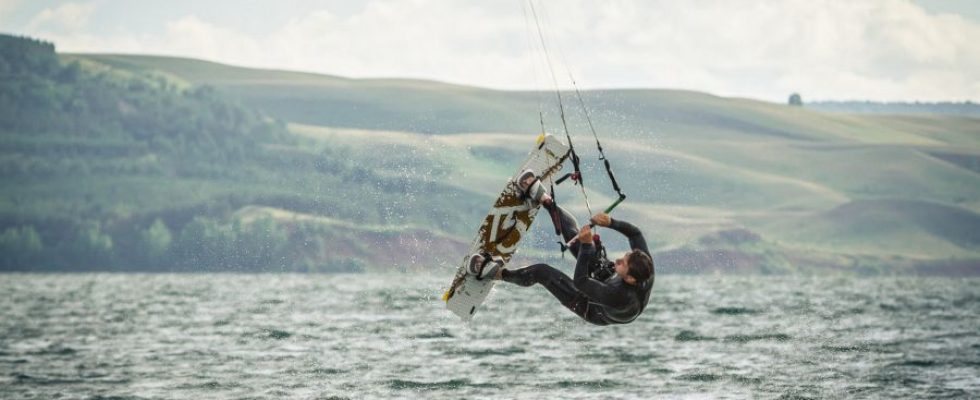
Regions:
[[614, 249, 653, 286]]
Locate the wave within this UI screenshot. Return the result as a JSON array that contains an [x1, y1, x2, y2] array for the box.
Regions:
[[887, 359, 980, 368], [242, 328, 292, 340], [411, 329, 454, 339], [28, 344, 78, 356], [677, 373, 761, 385], [545, 379, 626, 389], [12, 373, 85, 386], [891, 359, 936, 367], [676, 373, 720, 382], [711, 307, 762, 315], [613, 351, 655, 364], [675, 330, 715, 341], [724, 333, 791, 342], [310, 367, 346, 375], [952, 294, 979, 307], [775, 393, 818, 400], [263, 329, 292, 340], [387, 378, 499, 390], [453, 347, 525, 357], [175, 380, 239, 390], [820, 344, 879, 353]]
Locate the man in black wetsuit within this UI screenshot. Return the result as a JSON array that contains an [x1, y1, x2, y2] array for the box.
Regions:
[[470, 170, 655, 325]]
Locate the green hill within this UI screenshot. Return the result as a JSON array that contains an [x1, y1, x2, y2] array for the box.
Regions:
[[2, 34, 978, 275], [764, 199, 980, 256], [0, 35, 482, 271], [80, 54, 976, 274]]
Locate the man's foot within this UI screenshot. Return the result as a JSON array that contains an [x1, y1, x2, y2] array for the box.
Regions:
[[517, 169, 552, 206], [466, 253, 505, 281], [482, 261, 504, 281], [466, 253, 485, 275]]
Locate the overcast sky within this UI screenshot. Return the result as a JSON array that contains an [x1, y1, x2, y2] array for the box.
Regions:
[[2, 0, 978, 102]]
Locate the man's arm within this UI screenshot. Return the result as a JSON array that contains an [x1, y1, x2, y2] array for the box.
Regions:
[[608, 218, 649, 256], [592, 213, 649, 256]]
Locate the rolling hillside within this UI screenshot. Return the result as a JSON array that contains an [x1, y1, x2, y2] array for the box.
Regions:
[[2, 35, 977, 274], [67, 54, 980, 274]]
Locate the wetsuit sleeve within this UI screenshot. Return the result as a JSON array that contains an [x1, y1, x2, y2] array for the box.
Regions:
[[573, 243, 627, 307], [608, 218, 649, 256]]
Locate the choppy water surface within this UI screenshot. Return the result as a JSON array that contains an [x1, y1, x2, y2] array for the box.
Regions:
[[1, 273, 978, 399]]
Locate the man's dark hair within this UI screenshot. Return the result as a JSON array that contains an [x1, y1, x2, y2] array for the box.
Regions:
[[627, 250, 653, 283]]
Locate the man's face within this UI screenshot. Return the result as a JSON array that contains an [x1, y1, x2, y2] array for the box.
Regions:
[[615, 252, 634, 284]]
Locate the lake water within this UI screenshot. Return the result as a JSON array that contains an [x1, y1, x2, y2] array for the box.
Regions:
[[1, 273, 978, 399]]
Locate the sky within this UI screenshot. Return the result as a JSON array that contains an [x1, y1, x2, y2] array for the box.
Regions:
[[1, 0, 978, 102]]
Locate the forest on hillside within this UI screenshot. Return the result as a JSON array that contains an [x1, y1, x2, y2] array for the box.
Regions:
[[0, 34, 440, 272]]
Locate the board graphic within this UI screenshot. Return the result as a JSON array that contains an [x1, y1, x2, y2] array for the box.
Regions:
[[443, 133, 570, 321]]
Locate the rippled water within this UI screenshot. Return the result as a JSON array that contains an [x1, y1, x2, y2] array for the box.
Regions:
[[1, 273, 978, 399]]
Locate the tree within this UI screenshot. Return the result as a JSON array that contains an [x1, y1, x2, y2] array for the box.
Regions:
[[788, 93, 803, 106], [59, 221, 113, 269], [176, 216, 238, 270], [139, 218, 172, 265], [235, 216, 288, 270], [0, 225, 43, 269]]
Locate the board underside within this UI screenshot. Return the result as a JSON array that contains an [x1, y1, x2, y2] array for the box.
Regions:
[[444, 133, 570, 321]]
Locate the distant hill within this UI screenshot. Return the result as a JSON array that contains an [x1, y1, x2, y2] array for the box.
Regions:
[[808, 101, 980, 117], [2, 34, 978, 275], [0, 34, 479, 272]]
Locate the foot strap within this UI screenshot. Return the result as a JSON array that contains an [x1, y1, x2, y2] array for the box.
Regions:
[[519, 176, 541, 201]]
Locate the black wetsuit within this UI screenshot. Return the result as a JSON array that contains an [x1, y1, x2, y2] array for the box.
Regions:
[[500, 205, 654, 325]]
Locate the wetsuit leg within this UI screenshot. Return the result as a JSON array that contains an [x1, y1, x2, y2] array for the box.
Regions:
[[501, 264, 611, 326], [501, 263, 578, 306], [543, 203, 581, 258]]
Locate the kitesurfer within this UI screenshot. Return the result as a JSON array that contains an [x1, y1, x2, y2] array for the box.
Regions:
[[468, 170, 654, 325]]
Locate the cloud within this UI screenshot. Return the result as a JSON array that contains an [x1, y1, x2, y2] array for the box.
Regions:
[[15, 0, 980, 101], [26, 1, 96, 33], [160, 15, 264, 66], [0, 0, 25, 25]]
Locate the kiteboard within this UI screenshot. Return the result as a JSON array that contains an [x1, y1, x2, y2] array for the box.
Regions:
[[443, 133, 570, 321]]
